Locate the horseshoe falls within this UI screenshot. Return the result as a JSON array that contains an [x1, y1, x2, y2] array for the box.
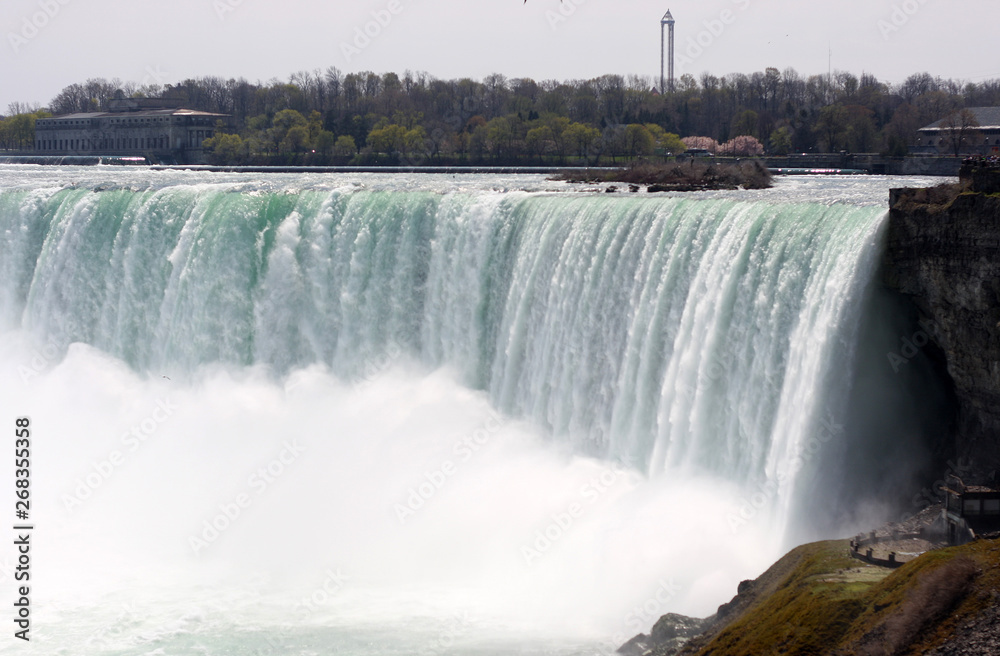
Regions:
[[0, 171, 947, 655]]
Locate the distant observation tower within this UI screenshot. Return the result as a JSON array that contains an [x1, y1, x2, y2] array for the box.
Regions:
[[661, 9, 675, 93]]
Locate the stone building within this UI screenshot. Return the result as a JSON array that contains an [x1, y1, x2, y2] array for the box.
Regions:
[[941, 476, 1000, 544], [34, 98, 229, 164], [913, 107, 1000, 156]]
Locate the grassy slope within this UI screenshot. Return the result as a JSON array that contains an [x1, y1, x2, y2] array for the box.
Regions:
[[684, 539, 1000, 656]]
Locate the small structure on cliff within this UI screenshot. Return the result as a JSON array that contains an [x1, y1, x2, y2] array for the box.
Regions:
[[942, 476, 1000, 545]]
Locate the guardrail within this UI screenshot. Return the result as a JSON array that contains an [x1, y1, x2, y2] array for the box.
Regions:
[[848, 531, 928, 569]]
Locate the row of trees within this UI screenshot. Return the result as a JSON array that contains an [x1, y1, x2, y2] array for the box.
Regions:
[[201, 106, 696, 165], [5, 67, 999, 162], [0, 103, 50, 151]]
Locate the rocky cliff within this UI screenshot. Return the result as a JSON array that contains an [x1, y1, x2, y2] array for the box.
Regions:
[[883, 178, 1000, 483]]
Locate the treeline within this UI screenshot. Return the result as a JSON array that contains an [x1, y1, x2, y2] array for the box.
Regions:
[[0, 103, 50, 151], [8, 67, 1000, 164]]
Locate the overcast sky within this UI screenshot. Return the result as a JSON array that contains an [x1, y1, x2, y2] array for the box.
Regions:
[[3, 0, 998, 113]]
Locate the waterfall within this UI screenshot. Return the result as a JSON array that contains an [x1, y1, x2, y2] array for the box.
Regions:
[[0, 183, 886, 528]]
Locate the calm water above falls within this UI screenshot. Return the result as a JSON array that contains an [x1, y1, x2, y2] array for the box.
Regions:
[[0, 169, 947, 654]]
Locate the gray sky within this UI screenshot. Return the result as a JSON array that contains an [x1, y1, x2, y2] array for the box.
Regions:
[[3, 0, 998, 113]]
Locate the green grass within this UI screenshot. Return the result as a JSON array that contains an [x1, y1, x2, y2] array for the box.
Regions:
[[694, 541, 889, 656], [688, 539, 1000, 656]]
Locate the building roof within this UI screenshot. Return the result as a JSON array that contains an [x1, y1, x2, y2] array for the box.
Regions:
[[40, 108, 229, 121], [919, 107, 1000, 132]]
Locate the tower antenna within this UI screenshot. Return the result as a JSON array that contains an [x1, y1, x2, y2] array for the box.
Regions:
[[661, 10, 675, 93], [828, 42, 832, 99]]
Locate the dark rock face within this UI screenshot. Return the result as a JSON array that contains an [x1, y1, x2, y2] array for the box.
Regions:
[[649, 613, 707, 644], [925, 590, 1000, 656], [616, 632, 650, 656], [617, 614, 709, 656], [884, 186, 1000, 482]]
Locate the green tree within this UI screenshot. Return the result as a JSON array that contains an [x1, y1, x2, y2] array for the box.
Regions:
[[769, 127, 793, 155], [269, 109, 308, 153], [603, 125, 627, 163], [659, 132, 687, 155], [204, 133, 246, 164], [623, 124, 655, 159], [367, 124, 407, 154], [469, 124, 488, 160], [485, 117, 514, 160], [644, 124, 686, 155], [730, 110, 759, 138], [272, 109, 307, 132], [307, 110, 323, 141], [843, 106, 877, 153], [403, 126, 429, 159], [0, 109, 51, 150], [814, 105, 849, 152], [525, 126, 555, 161], [885, 134, 909, 157], [563, 122, 600, 161], [281, 125, 310, 153], [315, 130, 336, 155], [643, 123, 667, 145], [333, 135, 357, 157]]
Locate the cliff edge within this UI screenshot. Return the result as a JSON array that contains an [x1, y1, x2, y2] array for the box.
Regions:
[[883, 171, 1000, 482]]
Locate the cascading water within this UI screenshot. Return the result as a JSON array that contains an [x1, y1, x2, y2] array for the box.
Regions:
[[0, 170, 945, 655]]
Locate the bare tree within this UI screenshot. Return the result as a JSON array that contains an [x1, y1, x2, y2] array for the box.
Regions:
[[941, 108, 980, 156]]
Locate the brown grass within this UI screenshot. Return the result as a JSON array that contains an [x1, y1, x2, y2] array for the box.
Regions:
[[676, 540, 999, 656], [558, 159, 772, 191], [881, 556, 979, 654], [889, 181, 968, 214]]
